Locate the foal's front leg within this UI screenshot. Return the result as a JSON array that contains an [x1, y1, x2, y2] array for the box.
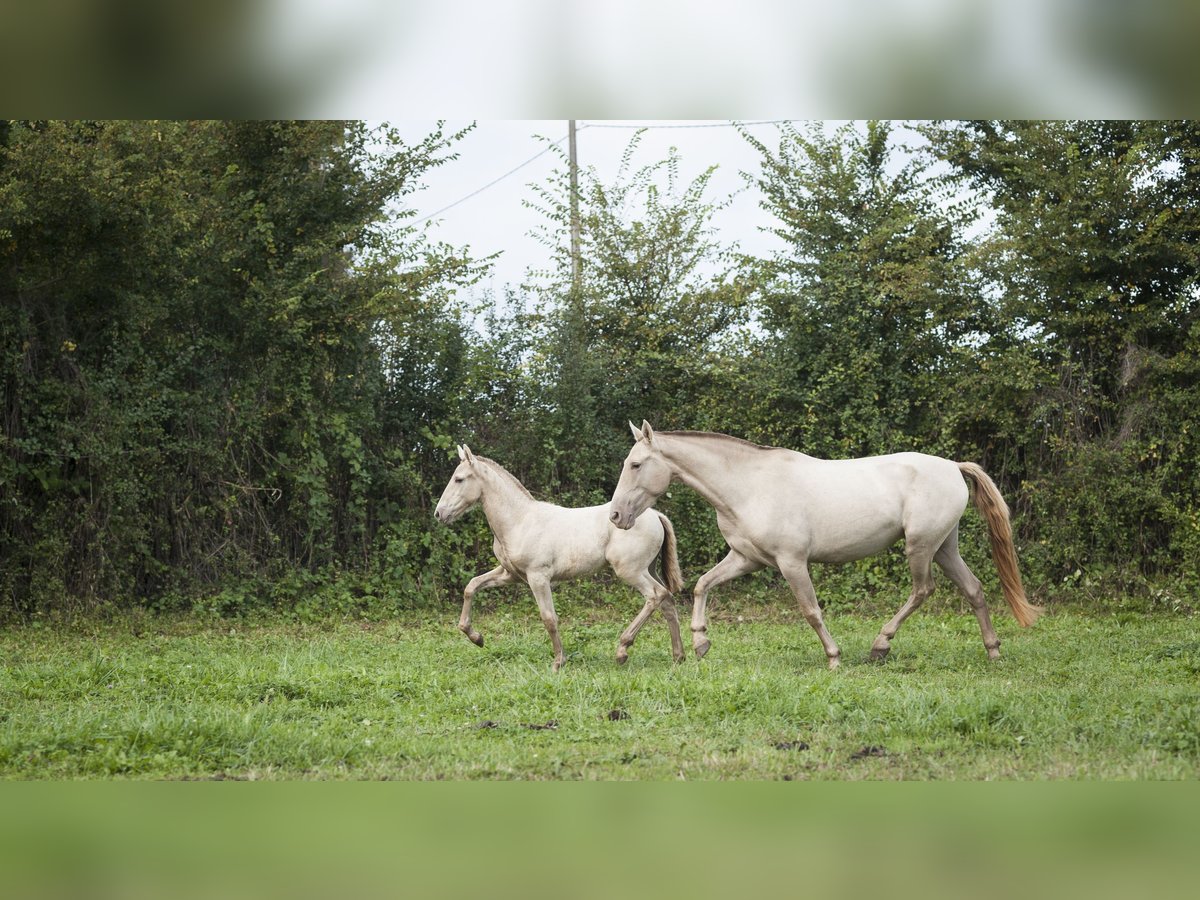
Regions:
[[527, 571, 566, 672], [459, 566, 514, 646]]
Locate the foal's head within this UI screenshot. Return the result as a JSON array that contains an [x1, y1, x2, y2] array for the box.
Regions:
[[434, 444, 486, 524], [610, 420, 672, 530]]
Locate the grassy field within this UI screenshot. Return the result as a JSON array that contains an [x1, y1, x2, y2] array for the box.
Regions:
[[1, 591, 1198, 779]]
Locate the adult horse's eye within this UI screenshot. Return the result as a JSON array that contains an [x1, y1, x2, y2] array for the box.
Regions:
[[454, 477, 464, 483], [630, 462, 641, 469]]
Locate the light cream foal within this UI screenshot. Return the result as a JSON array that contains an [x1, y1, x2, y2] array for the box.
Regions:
[[609, 422, 1041, 669], [435, 444, 685, 672]]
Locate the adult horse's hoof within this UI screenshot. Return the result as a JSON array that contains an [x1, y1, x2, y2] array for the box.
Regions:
[[869, 646, 890, 662], [694, 638, 711, 660], [616, 646, 630, 665]]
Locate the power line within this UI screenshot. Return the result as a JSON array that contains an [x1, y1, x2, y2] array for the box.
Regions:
[[412, 120, 795, 225], [579, 119, 797, 129], [413, 129, 580, 225]]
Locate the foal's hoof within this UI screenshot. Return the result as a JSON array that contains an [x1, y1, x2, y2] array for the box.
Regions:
[[462, 629, 484, 647], [694, 639, 711, 660], [869, 646, 890, 662], [986, 646, 1002, 661], [616, 646, 630, 665], [551, 659, 565, 673]]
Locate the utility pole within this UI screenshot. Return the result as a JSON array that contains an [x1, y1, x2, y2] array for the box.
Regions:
[[568, 119, 581, 299]]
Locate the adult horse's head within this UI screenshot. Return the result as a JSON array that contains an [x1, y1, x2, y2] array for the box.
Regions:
[[434, 444, 484, 524], [610, 420, 672, 530]]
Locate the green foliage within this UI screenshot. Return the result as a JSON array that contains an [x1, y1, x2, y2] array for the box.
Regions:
[[3, 119, 1199, 615], [0, 120, 481, 616], [742, 121, 986, 457], [924, 121, 1200, 584]]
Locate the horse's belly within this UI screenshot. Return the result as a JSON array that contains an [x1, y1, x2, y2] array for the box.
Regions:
[[808, 524, 904, 564]]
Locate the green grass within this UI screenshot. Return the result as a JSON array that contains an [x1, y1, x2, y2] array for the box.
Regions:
[[1, 592, 1198, 779]]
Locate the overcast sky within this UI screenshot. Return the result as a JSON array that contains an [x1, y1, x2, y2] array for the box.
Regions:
[[392, 120, 793, 296]]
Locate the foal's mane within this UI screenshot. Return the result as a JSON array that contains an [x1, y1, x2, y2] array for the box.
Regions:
[[659, 430, 777, 452], [476, 456, 534, 499]]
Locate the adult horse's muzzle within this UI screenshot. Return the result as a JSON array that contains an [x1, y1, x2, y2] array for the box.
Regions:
[[608, 495, 642, 530]]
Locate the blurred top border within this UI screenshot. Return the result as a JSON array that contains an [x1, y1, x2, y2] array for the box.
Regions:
[[2, 0, 1199, 118]]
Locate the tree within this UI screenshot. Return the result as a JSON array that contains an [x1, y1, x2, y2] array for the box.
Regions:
[[743, 120, 983, 457], [520, 132, 749, 502], [0, 120, 480, 614], [925, 120, 1200, 580]]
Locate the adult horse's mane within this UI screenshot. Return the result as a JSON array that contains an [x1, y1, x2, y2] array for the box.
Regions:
[[476, 456, 534, 499], [659, 430, 778, 452]]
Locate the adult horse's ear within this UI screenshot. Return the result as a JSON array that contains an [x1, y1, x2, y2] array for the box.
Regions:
[[640, 420, 655, 444], [456, 444, 466, 461], [628, 421, 643, 442], [461, 444, 476, 464]]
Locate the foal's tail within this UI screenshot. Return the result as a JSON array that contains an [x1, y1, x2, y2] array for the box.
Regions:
[[656, 512, 684, 595], [958, 462, 1042, 627]]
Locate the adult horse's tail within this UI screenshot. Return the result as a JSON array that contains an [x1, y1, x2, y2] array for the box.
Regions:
[[958, 462, 1042, 627], [656, 512, 684, 594]]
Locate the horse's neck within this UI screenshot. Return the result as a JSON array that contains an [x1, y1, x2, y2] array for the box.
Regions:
[[478, 464, 536, 538], [659, 434, 773, 519]]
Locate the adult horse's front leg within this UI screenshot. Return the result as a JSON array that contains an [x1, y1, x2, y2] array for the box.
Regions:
[[527, 572, 566, 672], [778, 558, 841, 670], [459, 566, 514, 647], [691, 550, 763, 659]]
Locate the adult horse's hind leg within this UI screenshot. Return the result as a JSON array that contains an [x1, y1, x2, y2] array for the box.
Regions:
[[870, 544, 937, 661], [459, 566, 514, 646], [615, 572, 684, 665], [778, 558, 841, 670], [934, 532, 1001, 660], [691, 550, 764, 659]]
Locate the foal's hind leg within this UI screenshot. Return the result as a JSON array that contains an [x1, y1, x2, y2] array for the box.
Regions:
[[870, 545, 937, 661], [616, 572, 684, 665], [459, 566, 514, 646], [934, 535, 1001, 660]]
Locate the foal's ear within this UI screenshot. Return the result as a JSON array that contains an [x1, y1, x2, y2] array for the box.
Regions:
[[640, 420, 656, 443]]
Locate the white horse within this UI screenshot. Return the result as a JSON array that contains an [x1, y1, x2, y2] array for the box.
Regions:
[[434, 444, 685, 671], [609, 421, 1041, 669]]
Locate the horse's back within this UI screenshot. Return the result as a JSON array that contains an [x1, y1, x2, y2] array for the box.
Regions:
[[731, 450, 968, 563]]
